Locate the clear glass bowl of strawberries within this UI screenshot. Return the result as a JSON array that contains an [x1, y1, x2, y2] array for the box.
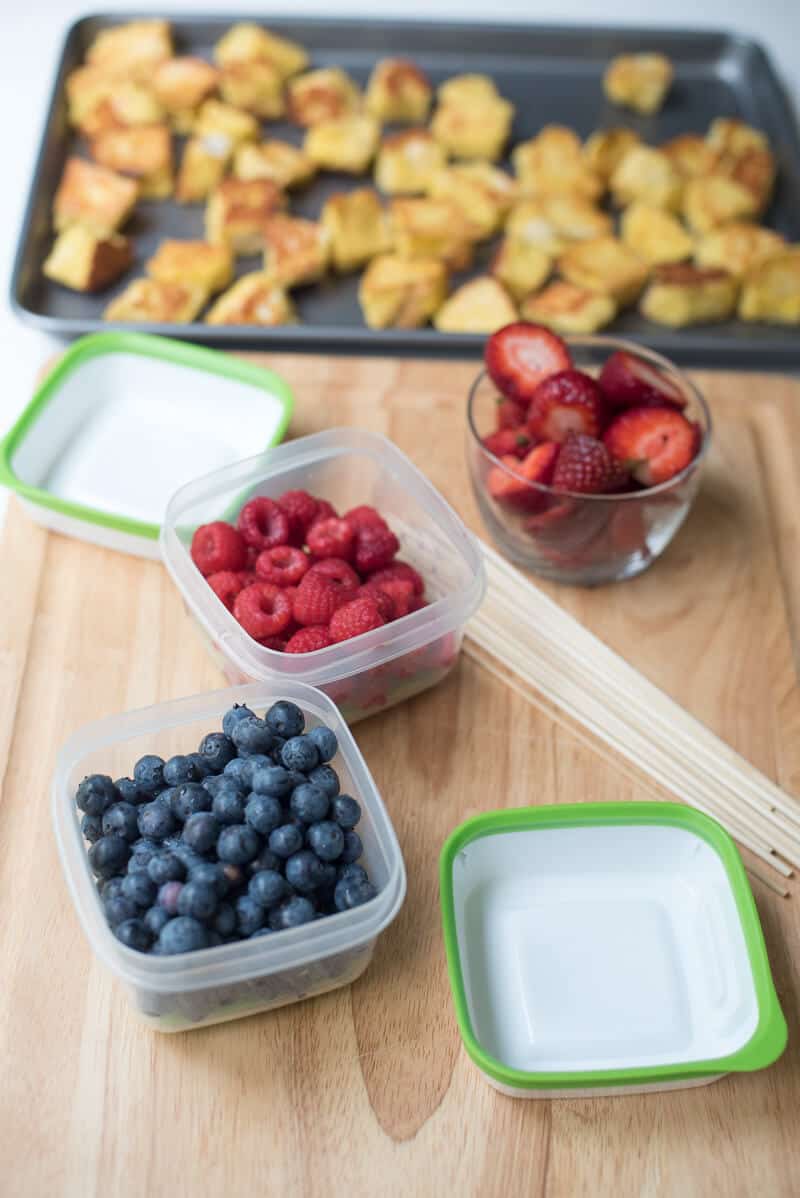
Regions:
[[468, 323, 711, 585]]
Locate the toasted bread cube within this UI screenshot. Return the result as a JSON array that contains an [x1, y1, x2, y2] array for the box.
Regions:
[[513, 126, 603, 201], [66, 66, 165, 135], [430, 96, 514, 162], [610, 146, 683, 211], [506, 196, 612, 255], [365, 58, 432, 123], [90, 124, 172, 197], [604, 52, 673, 115], [426, 163, 516, 239], [559, 236, 650, 307], [194, 99, 259, 146], [304, 114, 381, 175], [695, 222, 785, 278], [706, 118, 769, 158], [620, 203, 694, 266], [43, 227, 133, 293], [433, 276, 517, 334], [683, 175, 759, 234], [262, 215, 330, 287], [322, 188, 390, 273], [738, 251, 800, 324], [53, 157, 138, 236], [358, 254, 448, 328], [205, 273, 294, 325], [233, 140, 316, 189], [660, 134, 717, 179], [491, 238, 551, 302], [175, 135, 232, 203], [86, 19, 172, 82], [153, 57, 219, 127], [374, 129, 446, 195], [104, 277, 207, 323], [213, 24, 308, 80], [640, 264, 738, 327], [206, 178, 285, 255], [389, 198, 474, 271], [146, 239, 233, 294], [219, 59, 285, 118], [436, 74, 499, 107], [717, 148, 775, 214], [288, 68, 361, 126], [520, 281, 617, 334], [583, 128, 640, 182]]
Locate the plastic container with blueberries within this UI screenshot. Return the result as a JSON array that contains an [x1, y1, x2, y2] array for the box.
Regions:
[[52, 680, 406, 1032], [160, 429, 486, 723]]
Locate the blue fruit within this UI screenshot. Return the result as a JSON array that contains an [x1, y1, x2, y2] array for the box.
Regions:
[[269, 737, 287, 764], [114, 777, 142, 804], [285, 850, 325, 894], [235, 895, 265, 936], [248, 848, 281, 876], [306, 821, 344, 862], [268, 823, 304, 859], [163, 755, 202, 787], [222, 757, 251, 788], [339, 829, 363, 864], [268, 896, 315, 930], [189, 862, 229, 898], [217, 824, 261, 865], [280, 735, 319, 773], [199, 732, 237, 772], [307, 764, 340, 799], [157, 881, 184, 916], [170, 843, 205, 874], [337, 862, 368, 886], [186, 752, 212, 779], [182, 812, 220, 854], [202, 774, 232, 798], [213, 902, 237, 936], [102, 801, 140, 842], [308, 724, 338, 763], [114, 918, 151, 951], [265, 700, 305, 739], [212, 787, 246, 825], [334, 877, 377, 911], [104, 895, 138, 926], [147, 852, 186, 886], [289, 783, 329, 824], [81, 813, 103, 843], [250, 927, 273, 938], [222, 703, 256, 738], [75, 774, 117, 816], [137, 801, 176, 842], [100, 876, 126, 901], [133, 755, 165, 795], [121, 870, 157, 908], [177, 881, 219, 922], [250, 764, 293, 797], [88, 834, 131, 879], [158, 916, 209, 954], [248, 869, 288, 908], [170, 782, 213, 823], [128, 838, 160, 871], [231, 716, 274, 758], [143, 906, 170, 938], [244, 794, 283, 837], [330, 794, 361, 829]]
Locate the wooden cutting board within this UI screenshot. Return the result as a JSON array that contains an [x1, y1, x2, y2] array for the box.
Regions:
[[1, 356, 799, 1198]]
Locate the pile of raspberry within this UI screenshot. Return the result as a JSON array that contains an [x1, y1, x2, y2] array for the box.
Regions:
[[190, 490, 427, 653]]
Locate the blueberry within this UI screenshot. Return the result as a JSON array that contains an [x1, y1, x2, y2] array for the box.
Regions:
[[308, 764, 340, 799], [177, 881, 219, 922], [182, 812, 220, 854], [163, 755, 202, 787], [306, 821, 344, 862], [265, 700, 305, 739], [222, 703, 256, 738], [143, 905, 170, 938], [133, 755, 165, 796], [317, 861, 337, 889], [170, 843, 206, 874], [268, 823, 304, 859], [186, 752, 212, 779], [121, 870, 157, 908], [337, 862, 369, 886], [202, 774, 232, 798], [212, 902, 237, 936], [250, 764, 293, 798], [231, 716, 274, 758], [244, 794, 283, 837], [137, 801, 176, 842], [158, 916, 208, 954], [114, 777, 142, 804], [102, 801, 139, 842], [75, 774, 117, 817], [248, 848, 281, 876], [114, 918, 151, 951], [269, 737, 287, 764], [308, 724, 338, 763], [189, 862, 229, 898], [334, 877, 377, 911], [100, 876, 126, 901], [289, 783, 329, 824], [223, 757, 251, 788], [284, 769, 307, 791], [235, 895, 265, 936], [199, 732, 237, 773], [170, 782, 213, 823], [104, 895, 138, 926], [81, 813, 103, 843], [250, 927, 273, 938], [212, 787, 246, 825], [217, 824, 261, 865], [148, 851, 186, 886], [248, 869, 288, 908], [88, 834, 131, 879], [128, 838, 160, 870], [285, 850, 325, 894], [331, 794, 361, 829], [340, 830, 363, 864], [157, 881, 184, 916], [280, 735, 319, 773], [268, 896, 315, 930]]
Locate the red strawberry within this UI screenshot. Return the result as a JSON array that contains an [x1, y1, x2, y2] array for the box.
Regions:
[[306, 517, 355, 561], [527, 370, 606, 442], [487, 442, 560, 509], [485, 322, 572, 405], [354, 524, 399, 574], [603, 406, 697, 487], [551, 432, 627, 494], [206, 570, 246, 611], [292, 573, 349, 626], [598, 350, 687, 411], [482, 426, 532, 459], [275, 490, 319, 545], [255, 545, 310, 587], [342, 505, 388, 534], [366, 561, 425, 598], [329, 597, 386, 643], [233, 582, 293, 640], [358, 584, 396, 621], [496, 397, 528, 429], [191, 522, 247, 576], [306, 557, 360, 597], [237, 497, 290, 551], [285, 626, 334, 653]]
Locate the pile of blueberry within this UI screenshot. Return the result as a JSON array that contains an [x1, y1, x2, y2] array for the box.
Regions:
[[75, 700, 377, 955]]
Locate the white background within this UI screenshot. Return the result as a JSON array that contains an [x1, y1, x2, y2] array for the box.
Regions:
[[1, 0, 798, 524]]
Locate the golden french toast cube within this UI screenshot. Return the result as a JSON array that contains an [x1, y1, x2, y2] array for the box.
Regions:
[[288, 68, 361, 126], [506, 195, 612, 255], [436, 74, 499, 107], [389, 198, 474, 270], [219, 60, 285, 119], [490, 238, 551, 302], [683, 175, 759, 234], [86, 19, 172, 81], [304, 115, 381, 175], [660, 134, 717, 179], [706, 118, 768, 158], [513, 126, 603, 201], [213, 24, 308, 80], [620, 202, 694, 266], [90, 124, 173, 197], [426, 164, 516, 239], [53, 157, 138, 236], [262, 215, 330, 287], [206, 178, 285, 254], [233, 141, 316, 189], [603, 52, 673, 115], [718, 147, 775, 214], [321, 189, 390, 273], [739, 251, 800, 324], [695, 222, 785, 278], [194, 99, 259, 146], [176, 135, 232, 203], [374, 130, 446, 195], [104, 277, 208, 323], [146, 239, 233, 294], [358, 254, 448, 328], [583, 128, 640, 182], [43, 227, 133, 292], [640, 264, 738, 326], [205, 273, 294, 325], [610, 145, 683, 211], [520, 280, 617, 334], [433, 276, 517, 334], [153, 57, 219, 127], [366, 58, 432, 123], [66, 66, 165, 136], [559, 236, 650, 307], [430, 96, 514, 162]]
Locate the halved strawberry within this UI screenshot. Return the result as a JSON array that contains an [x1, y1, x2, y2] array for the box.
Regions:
[[485, 322, 572, 406], [598, 350, 687, 411], [527, 370, 606, 443], [486, 442, 559, 510], [482, 426, 532, 459], [603, 406, 697, 487], [496, 397, 528, 429], [552, 432, 628, 494]]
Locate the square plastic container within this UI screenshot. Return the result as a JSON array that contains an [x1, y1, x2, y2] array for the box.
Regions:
[[53, 680, 406, 1032], [160, 429, 486, 723], [440, 803, 786, 1098], [0, 332, 293, 559]]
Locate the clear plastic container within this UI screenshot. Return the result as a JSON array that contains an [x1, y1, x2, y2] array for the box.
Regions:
[[52, 680, 406, 1032], [160, 429, 486, 722]]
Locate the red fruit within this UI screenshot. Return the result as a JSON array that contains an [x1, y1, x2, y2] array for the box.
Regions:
[[354, 524, 400, 574], [237, 497, 290, 551], [292, 573, 349, 626], [487, 442, 560, 509], [603, 406, 697, 487], [206, 570, 246, 611], [527, 370, 606, 442], [255, 545, 310, 587], [598, 350, 687, 411], [359, 584, 396, 622], [496, 397, 528, 429], [233, 582, 293, 640], [367, 561, 425, 598], [285, 626, 334, 653], [552, 432, 628, 495], [258, 635, 289, 651], [484, 321, 572, 405], [307, 517, 355, 561], [342, 505, 388, 534], [482, 426, 532, 459], [329, 597, 386, 643], [306, 557, 360, 597], [308, 499, 338, 529], [190, 521, 247, 576], [363, 578, 415, 619], [276, 490, 319, 545]]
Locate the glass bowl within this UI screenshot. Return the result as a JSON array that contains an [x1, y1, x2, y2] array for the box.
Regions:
[[466, 337, 712, 586]]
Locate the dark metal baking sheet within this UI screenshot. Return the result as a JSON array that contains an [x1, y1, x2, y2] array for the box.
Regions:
[[11, 13, 800, 366]]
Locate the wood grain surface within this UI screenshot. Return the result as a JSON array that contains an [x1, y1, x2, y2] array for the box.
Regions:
[[1, 356, 799, 1198]]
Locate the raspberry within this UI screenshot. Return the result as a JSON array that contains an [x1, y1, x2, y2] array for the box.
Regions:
[[308, 499, 338, 529], [255, 545, 310, 587], [354, 524, 399, 574], [237, 497, 290, 552], [233, 583, 293, 639], [292, 573, 349, 627], [306, 517, 355, 561], [207, 570, 246, 612], [237, 571, 256, 587], [276, 490, 319, 546], [366, 561, 425, 597], [285, 626, 334, 653], [191, 522, 247, 576], [342, 505, 388, 534], [258, 635, 289, 651], [329, 597, 386, 643], [358, 584, 395, 622], [306, 558, 360, 596], [364, 578, 415, 619]]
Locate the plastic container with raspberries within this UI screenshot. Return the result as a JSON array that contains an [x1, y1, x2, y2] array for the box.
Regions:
[[53, 681, 406, 1032], [160, 429, 486, 722]]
